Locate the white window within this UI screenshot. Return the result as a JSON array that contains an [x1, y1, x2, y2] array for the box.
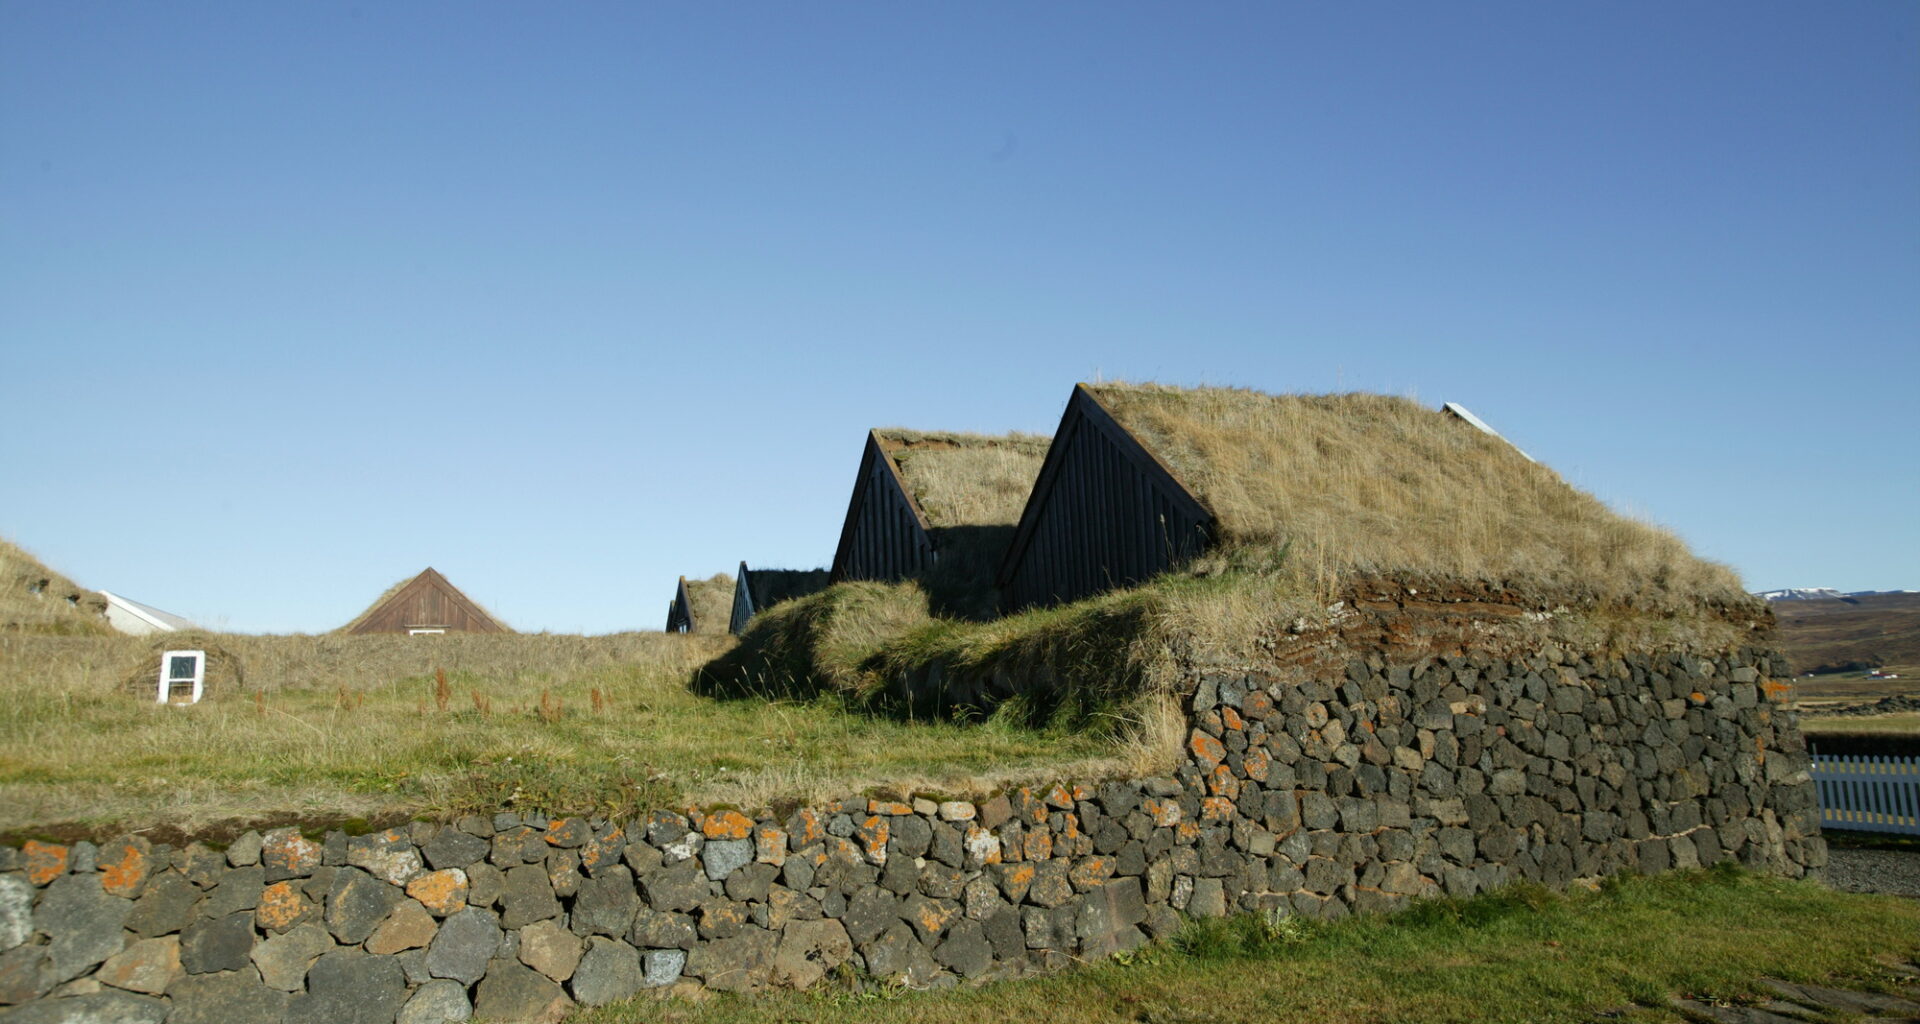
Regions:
[[157, 650, 205, 705], [408, 628, 446, 636]]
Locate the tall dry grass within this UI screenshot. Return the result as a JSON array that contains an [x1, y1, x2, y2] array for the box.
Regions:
[[1089, 384, 1752, 614]]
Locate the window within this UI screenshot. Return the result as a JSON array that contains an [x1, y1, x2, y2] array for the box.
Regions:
[[407, 628, 446, 636], [157, 650, 205, 705]]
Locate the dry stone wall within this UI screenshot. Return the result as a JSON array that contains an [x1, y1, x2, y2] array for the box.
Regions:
[[0, 646, 1821, 1023]]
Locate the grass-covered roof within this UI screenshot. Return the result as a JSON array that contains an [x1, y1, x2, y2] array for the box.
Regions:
[[682, 573, 736, 635], [872, 430, 1051, 530], [867, 430, 1050, 620], [1084, 382, 1748, 612], [1, 537, 110, 635]]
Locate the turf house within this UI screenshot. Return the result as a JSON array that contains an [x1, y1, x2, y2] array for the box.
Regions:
[[830, 427, 1049, 619]]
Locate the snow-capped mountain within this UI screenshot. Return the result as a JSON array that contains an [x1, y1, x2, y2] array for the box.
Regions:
[[1757, 588, 1916, 602]]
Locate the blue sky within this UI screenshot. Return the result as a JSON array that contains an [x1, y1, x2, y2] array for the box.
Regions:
[[4, 2, 1915, 633]]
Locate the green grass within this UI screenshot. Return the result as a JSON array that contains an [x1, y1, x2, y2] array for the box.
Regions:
[[0, 634, 1117, 837], [574, 866, 1920, 1024]]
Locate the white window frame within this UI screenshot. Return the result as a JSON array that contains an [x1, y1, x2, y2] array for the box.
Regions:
[[408, 628, 446, 636], [157, 649, 206, 705]]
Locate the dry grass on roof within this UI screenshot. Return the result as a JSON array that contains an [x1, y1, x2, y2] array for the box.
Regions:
[[684, 573, 736, 634], [1, 537, 110, 635], [1086, 383, 1750, 613], [875, 430, 1051, 529]]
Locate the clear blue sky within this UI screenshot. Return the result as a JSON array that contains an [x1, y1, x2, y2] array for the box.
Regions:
[[4, 2, 1915, 633]]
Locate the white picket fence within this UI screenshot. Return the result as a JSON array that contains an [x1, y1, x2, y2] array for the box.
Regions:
[[1809, 752, 1920, 836]]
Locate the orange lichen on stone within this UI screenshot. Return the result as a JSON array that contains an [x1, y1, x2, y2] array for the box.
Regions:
[[912, 898, 957, 937], [261, 830, 322, 879], [1143, 798, 1182, 827], [1188, 730, 1226, 767], [1058, 813, 1081, 840], [1175, 822, 1203, 842], [1070, 784, 1093, 802], [1689, 691, 1708, 705], [1023, 830, 1053, 862], [1220, 707, 1245, 732], [24, 840, 69, 886], [702, 810, 755, 840], [789, 809, 824, 847], [578, 826, 624, 873], [1763, 680, 1792, 703], [855, 816, 890, 864], [255, 881, 307, 932], [867, 799, 913, 816], [1000, 863, 1036, 894], [754, 826, 787, 867], [405, 869, 469, 916], [97, 837, 152, 898], [1207, 765, 1240, 799], [1243, 748, 1272, 783], [1242, 690, 1274, 719], [1045, 785, 1074, 810], [1200, 797, 1235, 821], [1068, 856, 1114, 890]]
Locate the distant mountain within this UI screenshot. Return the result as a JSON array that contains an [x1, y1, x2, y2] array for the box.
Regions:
[[1771, 591, 1920, 676], [1757, 588, 1916, 602], [1759, 588, 1846, 602]]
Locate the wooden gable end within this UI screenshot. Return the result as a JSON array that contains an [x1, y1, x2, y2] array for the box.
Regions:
[[829, 431, 935, 584], [998, 385, 1215, 611], [728, 563, 755, 635], [667, 576, 694, 632], [345, 568, 509, 634]]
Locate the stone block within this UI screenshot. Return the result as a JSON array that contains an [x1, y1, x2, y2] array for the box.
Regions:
[[252, 921, 336, 991], [570, 936, 643, 1007], [34, 874, 133, 983]]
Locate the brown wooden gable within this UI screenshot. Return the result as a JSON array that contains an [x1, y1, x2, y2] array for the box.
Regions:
[[998, 384, 1216, 611], [342, 568, 509, 635], [829, 430, 936, 584]]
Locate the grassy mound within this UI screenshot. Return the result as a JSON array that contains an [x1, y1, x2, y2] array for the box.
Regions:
[[0, 537, 110, 635]]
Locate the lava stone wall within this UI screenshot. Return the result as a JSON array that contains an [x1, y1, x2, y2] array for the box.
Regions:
[[0, 646, 1821, 1023]]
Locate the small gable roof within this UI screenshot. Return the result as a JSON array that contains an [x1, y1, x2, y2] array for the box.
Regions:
[[728, 562, 830, 634], [339, 568, 509, 634], [99, 590, 199, 632]]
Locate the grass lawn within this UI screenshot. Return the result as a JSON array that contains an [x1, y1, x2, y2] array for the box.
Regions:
[[575, 867, 1920, 1024], [0, 635, 1118, 838], [1802, 711, 1920, 736]]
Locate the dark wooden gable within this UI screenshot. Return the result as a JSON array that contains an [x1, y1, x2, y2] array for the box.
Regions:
[[666, 576, 694, 633], [727, 563, 754, 635], [829, 431, 935, 584], [998, 384, 1216, 611], [344, 567, 509, 634]]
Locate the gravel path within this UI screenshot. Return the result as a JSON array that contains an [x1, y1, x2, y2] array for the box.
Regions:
[[1825, 846, 1920, 897]]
